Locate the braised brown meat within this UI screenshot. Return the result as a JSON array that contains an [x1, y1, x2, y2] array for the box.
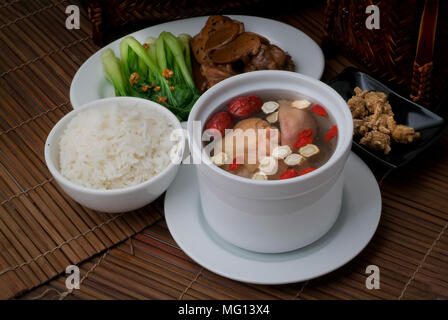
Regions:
[[243, 44, 294, 72], [244, 44, 276, 71], [191, 15, 295, 90], [191, 57, 208, 92], [192, 15, 244, 64], [204, 23, 242, 52], [200, 63, 238, 88], [210, 32, 262, 64]]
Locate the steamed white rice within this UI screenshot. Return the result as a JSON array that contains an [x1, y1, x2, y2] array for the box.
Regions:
[[59, 104, 176, 190]]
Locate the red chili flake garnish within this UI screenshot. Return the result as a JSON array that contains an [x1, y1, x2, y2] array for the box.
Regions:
[[279, 169, 298, 180], [294, 136, 313, 149], [324, 125, 338, 142], [229, 158, 241, 171], [298, 168, 317, 176], [311, 104, 328, 116], [157, 96, 167, 103], [162, 68, 174, 79], [297, 128, 313, 139]]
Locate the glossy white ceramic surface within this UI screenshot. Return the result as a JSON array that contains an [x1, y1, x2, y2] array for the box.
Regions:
[[45, 97, 183, 213], [70, 15, 324, 108], [165, 153, 381, 284], [187, 71, 353, 252]]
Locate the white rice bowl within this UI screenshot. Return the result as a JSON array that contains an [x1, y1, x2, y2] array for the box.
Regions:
[[59, 104, 176, 190]]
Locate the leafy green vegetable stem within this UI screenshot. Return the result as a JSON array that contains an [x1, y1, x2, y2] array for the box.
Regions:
[[160, 32, 196, 90], [101, 49, 129, 96]]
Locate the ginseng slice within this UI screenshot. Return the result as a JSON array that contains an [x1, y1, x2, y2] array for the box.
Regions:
[[211, 152, 229, 166], [272, 145, 292, 159], [252, 171, 268, 180], [262, 101, 280, 114], [284, 153, 304, 166], [299, 144, 320, 157], [291, 99, 311, 109]]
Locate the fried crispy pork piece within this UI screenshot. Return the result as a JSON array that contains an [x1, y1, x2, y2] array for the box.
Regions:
[[360, 131, 392, 154], [392, 125, 421, 144], [363, 113, 397, 134], [352, 87, 392, 115], [354, 87, 366, 97], [364, 91, 388, 112], [349, 87, 419, 154], [347, 95, 368, 118], [353, 119, 369, 136]]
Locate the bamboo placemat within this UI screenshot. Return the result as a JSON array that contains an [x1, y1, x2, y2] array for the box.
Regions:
[[1, 1, 446, 300], [0, 0, 164, 299], [20, 137, 448, 300]]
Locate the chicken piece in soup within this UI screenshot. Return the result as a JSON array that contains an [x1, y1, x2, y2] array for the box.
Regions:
[[204, 94, 338, 180]]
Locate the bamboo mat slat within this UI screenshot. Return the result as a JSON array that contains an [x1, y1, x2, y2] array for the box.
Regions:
[[22, 150, 448, 300], [1, 1, 446, 300], [0, 0, 165, 299], [20, 188, 448, 300]]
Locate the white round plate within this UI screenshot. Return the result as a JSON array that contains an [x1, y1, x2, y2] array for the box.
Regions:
[[165, 152, 381, 285], [70, 15, 324, 108]]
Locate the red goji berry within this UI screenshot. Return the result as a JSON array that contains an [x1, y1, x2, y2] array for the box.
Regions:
[[298, 168, 317, 176], [229, 158, 241, 171], [294, 136, 313, 149], [297, 128, 313, 139], [311, 104, 328, 116], [324, 125, 338, 142], [279, 169, 298, 180]]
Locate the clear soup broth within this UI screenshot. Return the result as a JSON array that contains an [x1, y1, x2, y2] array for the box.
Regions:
[[203, 92, 338, 180]]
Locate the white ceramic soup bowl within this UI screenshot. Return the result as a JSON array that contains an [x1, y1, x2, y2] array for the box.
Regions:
[[45, 97, 184, 213], [188, 70, 353, 253]]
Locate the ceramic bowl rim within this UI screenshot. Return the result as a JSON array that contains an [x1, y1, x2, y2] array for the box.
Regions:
[[44, 96, 184, 195], [187, 70, 353, 186]]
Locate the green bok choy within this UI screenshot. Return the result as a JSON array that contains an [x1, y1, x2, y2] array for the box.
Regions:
[[101, 32, 200, 121]]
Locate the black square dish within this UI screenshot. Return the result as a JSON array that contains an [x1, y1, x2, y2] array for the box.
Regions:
[[327, 67, 447, 168]]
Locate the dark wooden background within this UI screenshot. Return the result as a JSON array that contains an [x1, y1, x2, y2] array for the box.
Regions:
[[0, 0, 446, 300]]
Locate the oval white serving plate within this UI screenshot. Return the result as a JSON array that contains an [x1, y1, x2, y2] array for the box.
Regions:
[[70, 15, 325, 108]]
